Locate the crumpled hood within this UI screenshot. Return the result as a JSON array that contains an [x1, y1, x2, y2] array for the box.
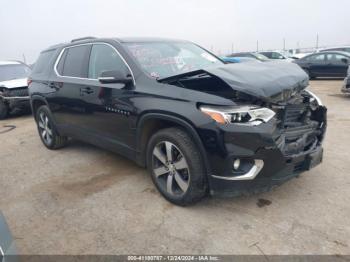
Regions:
[[204, 61, 309, 102], [0, 78, 28, 89]]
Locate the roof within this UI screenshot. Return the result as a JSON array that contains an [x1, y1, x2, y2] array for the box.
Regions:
[[0, 61, 22, 66], [115, 37, 188, 43], [321, 46, 350, 50], [311, 50, 350, 56], [42, 36, 189, 53]]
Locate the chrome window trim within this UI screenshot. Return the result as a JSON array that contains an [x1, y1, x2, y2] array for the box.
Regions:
[[0, 245, 4, 262], [53, 42, 136, 85]]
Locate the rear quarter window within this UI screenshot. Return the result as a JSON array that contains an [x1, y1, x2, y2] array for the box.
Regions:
[[32, 50, 55, 75]]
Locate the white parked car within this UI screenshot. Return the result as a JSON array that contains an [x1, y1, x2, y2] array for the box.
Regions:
[[0, 61, 31, 119]]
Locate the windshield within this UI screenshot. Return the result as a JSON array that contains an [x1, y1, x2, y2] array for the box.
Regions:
[[124, 42, 223, 79], [0, 64, 31, 82]]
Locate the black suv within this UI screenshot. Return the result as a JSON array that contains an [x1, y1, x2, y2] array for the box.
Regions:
[[29, 37, 327, 205]]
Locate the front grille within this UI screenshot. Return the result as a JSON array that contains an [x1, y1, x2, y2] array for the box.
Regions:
[[274, 100, 322, 156], [282, 104, 308, 127]]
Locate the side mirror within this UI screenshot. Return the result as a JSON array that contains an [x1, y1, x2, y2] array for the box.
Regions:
[[341, 58, 349, 64], [98, 70, 133, 85]]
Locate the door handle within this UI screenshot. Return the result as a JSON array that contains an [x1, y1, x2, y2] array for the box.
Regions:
[[80, 87, 94, 95], [48, 82, 60, 90]]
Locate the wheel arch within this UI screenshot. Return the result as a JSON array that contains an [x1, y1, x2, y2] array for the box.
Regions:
[[30, 95, 49, 119], [135, 113, 211, 175]]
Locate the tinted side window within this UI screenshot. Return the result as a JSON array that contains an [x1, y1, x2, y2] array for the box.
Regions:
[[261, 52, 272, 58], [88, 44, 129, 79], [326, 53, 348, 64], [271, 52, 284, 59], [32, 50, 55, 74], [62, 45, 91, 78], [306, 54, 325, 62]]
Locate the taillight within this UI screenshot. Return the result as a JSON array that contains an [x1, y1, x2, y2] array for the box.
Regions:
[[27, 78, 32, 86]]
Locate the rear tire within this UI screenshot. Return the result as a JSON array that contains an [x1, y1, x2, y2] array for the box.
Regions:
[[35, 105, 68, 149], [0, 99, 8, 120], [146, 127, 208, 206]]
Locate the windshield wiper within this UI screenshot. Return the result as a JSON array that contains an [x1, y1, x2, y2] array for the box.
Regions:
[[181, 73, 210, 80], [157, 69, 207, 83]]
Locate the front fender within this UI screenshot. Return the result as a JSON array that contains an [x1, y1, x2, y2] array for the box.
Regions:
[[135, 112, 212, 176]]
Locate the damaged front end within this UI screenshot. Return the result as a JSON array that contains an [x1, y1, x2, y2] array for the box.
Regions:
[[0, 86, 30, 103], [159, 62, 327, 196], [0, 84, 30, 118], [271, 90, 326, 158]]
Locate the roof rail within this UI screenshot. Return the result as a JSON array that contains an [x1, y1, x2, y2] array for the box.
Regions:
[[71, 36, 97, 43]]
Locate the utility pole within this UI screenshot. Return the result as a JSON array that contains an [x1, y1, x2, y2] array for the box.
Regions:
[[283, 38, 286, 51], [256, 40, 259, 52], [316, 34, 319, 50], [296, 41, 300, 55]]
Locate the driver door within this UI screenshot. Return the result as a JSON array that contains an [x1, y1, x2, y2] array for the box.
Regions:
[[80, 43, 135, 147]]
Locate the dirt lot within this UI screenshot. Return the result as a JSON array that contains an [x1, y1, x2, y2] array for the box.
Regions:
[[0, 80, 349, 255]]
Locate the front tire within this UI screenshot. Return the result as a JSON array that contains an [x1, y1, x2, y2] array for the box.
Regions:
[[0, 99, 9, 120], [35, 105, 68, 149], [147, 127, 208, 206]]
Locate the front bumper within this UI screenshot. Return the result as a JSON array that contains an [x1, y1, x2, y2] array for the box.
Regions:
[[0, 87, 30, 109], [341, 77, 350, 93], [202, 106, 327, 196], [208, 145, 323, 196]]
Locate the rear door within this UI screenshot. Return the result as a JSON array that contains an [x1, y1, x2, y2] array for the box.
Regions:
[[325, 53, 349, 77], [47, 44, 92, 130]]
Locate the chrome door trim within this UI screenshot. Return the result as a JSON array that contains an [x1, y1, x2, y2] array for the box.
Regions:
[[53, 42, 136, 86]]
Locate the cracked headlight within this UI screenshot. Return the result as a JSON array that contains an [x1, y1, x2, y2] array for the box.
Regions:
[[200, 105, 275, 125]]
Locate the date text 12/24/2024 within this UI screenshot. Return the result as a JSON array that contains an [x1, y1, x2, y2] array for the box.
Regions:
[[127, 256, 220, 261]]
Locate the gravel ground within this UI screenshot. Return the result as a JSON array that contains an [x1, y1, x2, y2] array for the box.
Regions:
[[0, 80, 349, 255]]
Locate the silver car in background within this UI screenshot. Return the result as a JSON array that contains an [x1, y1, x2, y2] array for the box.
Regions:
[[0, 61, 31, 119]]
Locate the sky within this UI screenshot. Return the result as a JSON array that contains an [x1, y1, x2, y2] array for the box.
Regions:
[[1, 0, 350, 63]]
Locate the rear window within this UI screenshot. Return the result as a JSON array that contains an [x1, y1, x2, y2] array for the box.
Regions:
[[32, 50, 55, 74], [61, 45, 91, 78]]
